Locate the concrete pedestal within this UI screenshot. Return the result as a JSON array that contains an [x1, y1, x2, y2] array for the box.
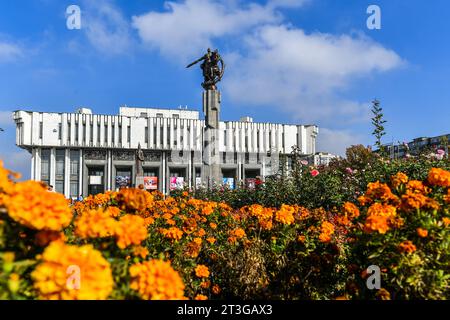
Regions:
[[202, 90, 221, 188]]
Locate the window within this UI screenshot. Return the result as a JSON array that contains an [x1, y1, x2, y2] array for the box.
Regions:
[[127, 126, 131, 143], [97, 124, 101, 143], [104, 125, 108, 143], [119, 125, 122, 144], [70, 150, 79, 176], [75, 122, 79, 142], [167, 126, 170, 145], [112, 124, 115, 144], [40, 149, 51, 184], [68, 121, 71, 142], [83, 124, 86, 143], [160, 126, 163, 146], [173, 114, 179, 119], [269, 131, 272, 149], [153, 126, 157, 146], [90, 124, 94, 143], [257, 130, 260, 149], [58, 123, 62, 140], [156, 113, 163, 118], [224, 130, 227, 146], [39, 122, 43, 139], [55, 181, 64, 194], [70, 181, 78, 198], [282, 132, 285, 148], [140, 112, 148, 118], [55, 149, 65, 176], [145, 127, 149, 143]]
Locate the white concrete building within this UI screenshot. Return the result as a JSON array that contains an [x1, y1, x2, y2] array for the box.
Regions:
[[13, 106, 318, 198]]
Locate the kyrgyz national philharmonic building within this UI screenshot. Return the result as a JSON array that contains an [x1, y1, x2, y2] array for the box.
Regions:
[[13, 105, 318, 198]]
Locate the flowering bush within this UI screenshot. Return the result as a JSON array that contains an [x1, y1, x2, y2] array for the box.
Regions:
[[0, 159, 449, 300]]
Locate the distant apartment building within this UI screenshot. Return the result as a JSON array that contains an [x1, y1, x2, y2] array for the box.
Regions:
[[381, 133, 450, 159]]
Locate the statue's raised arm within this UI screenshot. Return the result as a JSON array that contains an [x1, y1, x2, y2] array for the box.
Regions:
[[186, 56, 204, 68]]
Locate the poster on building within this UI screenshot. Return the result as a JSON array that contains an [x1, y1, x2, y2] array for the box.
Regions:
[[223, 178, 235, 190], [195, 177, 202, 189], [245, 178, 256, 190], [115, 176, 131, 188], [170, 177, 184, 190], [144, 177, 158, 190]]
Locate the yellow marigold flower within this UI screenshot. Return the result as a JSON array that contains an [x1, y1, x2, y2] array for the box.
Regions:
[[201, 205, 214, 215], [275, 204, 295, 225], [196, 228, 206, 237], [115, 214, 148, 249], [391, 172, 408, 188], [195, 294, 208, 300], [32, 241, 113, 300], [193, 237, 202, 245], [74, 209, 118, 239], [129, 259, 185, 300], [1, 181, 72, 231], [398, 240, 417, 254], [416, 228, 428, 238], [427, 168, 450, 188], [195, 264, 210, 278], [161, 226, 183, 241]]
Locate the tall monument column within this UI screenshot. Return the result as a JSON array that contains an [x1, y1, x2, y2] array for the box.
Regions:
[[203, 90, 221, 188], [187, 47, 225, 189]]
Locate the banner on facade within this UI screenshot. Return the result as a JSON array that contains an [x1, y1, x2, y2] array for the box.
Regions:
[[144, 177, 158, 190], [170, 177, 185, 190], [195, 177, 202, 188], [116, 176, 131, 188], [223, 178, 235, 190], [245, 178, 256, 189]]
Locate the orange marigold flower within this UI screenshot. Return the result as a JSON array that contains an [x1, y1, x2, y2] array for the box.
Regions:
[[212, 284, 221, 295], [1, 181, 72, 231], [364, 203, 397, 234], [391, 172, 408, 188], [406, 180, 430, 194], [195, 264, 210, 278], [132, 245, 149, 259], [206, 237, 216, 244], [200, 280, 211, 289], [74, 209, 118, 239], [230, 227, 246, 239], [161, 226, 184, 241], [442, 217, 450, 227], [427, 168, 450, 187], [209, 222, 217, 229], [401, 191, 428, 211], [106, 206, 121, 218], [129, 259, 186, 300], [318, 221, 335, 243], [195, 294, 208, 300], [362, 181, 398, 205], [0, 160, 19, 193], [444, 189, 450, 204], [275, 204, 295, 225], [416, 228, 428, 238], [32, 241, 113, 300], [398, 240, 417, 254], [115, 188, 153, 213], [343, 202, 360, 219], [115, 214, 148, 249]]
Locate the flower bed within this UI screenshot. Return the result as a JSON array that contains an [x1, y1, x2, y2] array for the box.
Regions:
[[0, 160, 449, 300]]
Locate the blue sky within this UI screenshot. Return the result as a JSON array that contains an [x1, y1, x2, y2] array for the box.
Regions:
[[0, 0, 449, 179]]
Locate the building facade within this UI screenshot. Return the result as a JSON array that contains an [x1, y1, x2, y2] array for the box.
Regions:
[[13, 106, 318, 198], [380, 133, 450, 159]]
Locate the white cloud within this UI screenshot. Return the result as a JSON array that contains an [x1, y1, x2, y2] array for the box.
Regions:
[[82, 0, 132, 55], [224, 25, 403, 124], [0, 41, 22, 62], [0, 111, 14, 127], [317, 128, 368, 156], [132, 0, 307, 60]]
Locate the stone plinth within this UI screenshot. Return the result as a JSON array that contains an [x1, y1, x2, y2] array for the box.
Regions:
[[202, 90, 221, 188]]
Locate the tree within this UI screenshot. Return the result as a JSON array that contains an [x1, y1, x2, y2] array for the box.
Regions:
[[371, 99, 387, 152]]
